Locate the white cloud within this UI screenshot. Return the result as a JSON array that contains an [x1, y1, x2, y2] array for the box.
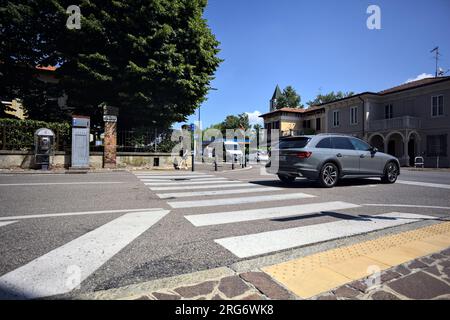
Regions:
[[405, 73, 433, 83], [246, 110, 264, 126]]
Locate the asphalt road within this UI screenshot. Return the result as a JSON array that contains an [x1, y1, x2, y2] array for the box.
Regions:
[[0, 166, 449, 299]]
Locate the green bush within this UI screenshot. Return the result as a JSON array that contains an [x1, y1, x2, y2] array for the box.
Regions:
[[0, 118, 71, 151]]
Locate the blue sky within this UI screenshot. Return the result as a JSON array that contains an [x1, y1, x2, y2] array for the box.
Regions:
[[181, 0, 450, 128]]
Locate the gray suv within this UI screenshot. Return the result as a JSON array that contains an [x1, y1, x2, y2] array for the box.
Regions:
[[266, 134, 400, 188]]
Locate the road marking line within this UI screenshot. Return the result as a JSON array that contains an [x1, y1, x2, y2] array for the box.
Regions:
[[214, 212, 434, 258], [144, 179, 231, 186], [150, 183, 258, 191], [263, 221, 450, 299], [0, 182, 125, 186], [362, 204, 450, 210], [0, 210, 170, 300], [397, 180, 450, 189], [353, 185, 378, 188], [0, 208, 163, 222], [185, 201, 360, 226], [168, 193, 316, 209], [0, 221, 17, 227], [157, 187, 282, 199], [135, 175, 215, 179]]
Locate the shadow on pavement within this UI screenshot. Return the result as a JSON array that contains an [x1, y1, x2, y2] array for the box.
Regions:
[[248, 178, 384, 188]]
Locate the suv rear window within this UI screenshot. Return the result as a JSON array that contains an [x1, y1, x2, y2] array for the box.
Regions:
[[278, 137, 310, 149]]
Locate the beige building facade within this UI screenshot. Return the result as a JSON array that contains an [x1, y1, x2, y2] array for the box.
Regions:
[[261, 77, 450, 167]]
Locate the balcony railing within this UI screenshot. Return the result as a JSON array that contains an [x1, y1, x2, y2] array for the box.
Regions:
[[368, 116, 421, 132]]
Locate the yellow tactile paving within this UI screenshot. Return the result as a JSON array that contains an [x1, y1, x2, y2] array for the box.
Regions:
[[262, 221, 450, 299], [325, 256, 390, 280]]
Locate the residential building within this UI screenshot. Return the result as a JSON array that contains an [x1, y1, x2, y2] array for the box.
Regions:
[[260, 77, 450, 167]]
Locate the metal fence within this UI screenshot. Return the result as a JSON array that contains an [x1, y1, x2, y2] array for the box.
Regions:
[[116, 129, 175, 153]]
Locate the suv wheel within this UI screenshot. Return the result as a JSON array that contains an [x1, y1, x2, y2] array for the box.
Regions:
[[381, 161, 399, 184], [319, 162, 339, 188], [278, 174, 296, 183]]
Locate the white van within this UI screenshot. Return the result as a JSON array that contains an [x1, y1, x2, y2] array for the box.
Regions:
[[224, 141, 243, 162]]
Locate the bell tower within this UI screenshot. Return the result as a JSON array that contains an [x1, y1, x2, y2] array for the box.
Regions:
[[270, 85, 282, 111]]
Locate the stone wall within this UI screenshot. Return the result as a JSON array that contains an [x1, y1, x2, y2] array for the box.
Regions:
[[0, 150, 186, 169]]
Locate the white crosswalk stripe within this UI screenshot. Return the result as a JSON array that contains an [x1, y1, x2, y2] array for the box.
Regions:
[[214, 212, 434, 258], [144, 179, 231, 186], [135, 175, 215, 179], [168, 193, 316, 208], [142, 177, 228, 183], [0, 210, 169, 299], [150, 183, 260, 191], [157, 186, 282, 199], [185, 201, 360, 226]]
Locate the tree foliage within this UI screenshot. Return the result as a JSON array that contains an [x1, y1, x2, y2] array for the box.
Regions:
[[220, 113, 250, 131], [276, 86, 303, 109], [307, 91, 355, 106], [0, 0, 222, 129]]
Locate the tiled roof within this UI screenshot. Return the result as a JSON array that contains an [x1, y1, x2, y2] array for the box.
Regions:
[[260, 107, 306, 117], [378, 76, 450, 95]]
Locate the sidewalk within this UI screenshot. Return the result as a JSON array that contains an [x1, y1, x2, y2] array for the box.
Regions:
[[72, 223, 450, 300]]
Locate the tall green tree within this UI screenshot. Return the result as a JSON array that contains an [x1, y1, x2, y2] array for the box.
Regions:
[[276, 86, 303, 109], [307, 91, 355, 106], [220, 113, 250, 131], [0, 0, 222, 128]]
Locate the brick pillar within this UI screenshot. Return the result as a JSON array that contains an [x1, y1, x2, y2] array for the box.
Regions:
[[103, 120, 117, 168]]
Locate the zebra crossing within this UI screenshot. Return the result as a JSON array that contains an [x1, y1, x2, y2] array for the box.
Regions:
[[0, 208, 169, 299], [0, 171, 438, 299], [136, 171, 434, 259]]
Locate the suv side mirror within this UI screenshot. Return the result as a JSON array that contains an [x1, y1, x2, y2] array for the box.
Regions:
[[370, 147, 378, 153]]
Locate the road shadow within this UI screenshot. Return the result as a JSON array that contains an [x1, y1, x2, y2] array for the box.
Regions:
[[271, 211, 447, 223], [247, 178, 383, 189]]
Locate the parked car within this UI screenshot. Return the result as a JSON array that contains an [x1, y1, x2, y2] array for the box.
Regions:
[[266, 134, 400, 188]]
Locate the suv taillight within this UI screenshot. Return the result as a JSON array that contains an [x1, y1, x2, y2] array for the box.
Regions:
[[296, 151, 312, 159]]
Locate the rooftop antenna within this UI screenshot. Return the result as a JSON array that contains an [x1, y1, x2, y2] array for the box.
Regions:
[[430, 46, 440, 77]]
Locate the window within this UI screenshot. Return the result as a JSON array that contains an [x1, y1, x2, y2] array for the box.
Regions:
[[331, 137, 354, 150], [316, 118, 321, 131], [350, 138, 371, 151], [303, 120, 311, 129], [385, 104, 393, 119], [432, 95, 444, 117], [278, 137, 311, 149], [333, 110, 340, 127], [316, 137, 332, 148], [350, 106, 358, 125], [427, 135, 447, 156]]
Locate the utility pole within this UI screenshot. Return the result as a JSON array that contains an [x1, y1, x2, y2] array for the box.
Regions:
[[431, 46, 440, 77]]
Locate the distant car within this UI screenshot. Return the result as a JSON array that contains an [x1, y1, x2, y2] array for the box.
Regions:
[[249, 150, 269, 162], [266, 134, 400, 188]]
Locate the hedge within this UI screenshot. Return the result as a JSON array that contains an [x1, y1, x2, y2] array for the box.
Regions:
[[0, 118, 71, 151]]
